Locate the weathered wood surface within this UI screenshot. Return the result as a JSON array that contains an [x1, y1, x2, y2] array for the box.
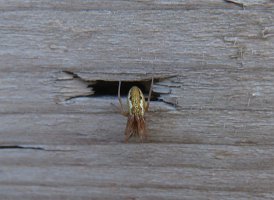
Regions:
[[1, 0, 274, 199]]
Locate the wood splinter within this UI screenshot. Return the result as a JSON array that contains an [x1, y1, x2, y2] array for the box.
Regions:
[[117, 78, 154, 143]]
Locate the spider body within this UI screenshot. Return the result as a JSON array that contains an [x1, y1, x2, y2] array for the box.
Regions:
[[127, 86, 146, 116], [117, 78, 153, 142]]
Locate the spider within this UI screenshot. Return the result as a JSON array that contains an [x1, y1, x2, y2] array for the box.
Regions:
[[117, 78, 154, 142]]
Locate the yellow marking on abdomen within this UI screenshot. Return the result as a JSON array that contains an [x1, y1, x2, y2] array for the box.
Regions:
[[127, 86, 145, 116]]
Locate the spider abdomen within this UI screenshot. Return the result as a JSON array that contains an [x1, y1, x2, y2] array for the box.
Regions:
[[127, 86, 145, 116]]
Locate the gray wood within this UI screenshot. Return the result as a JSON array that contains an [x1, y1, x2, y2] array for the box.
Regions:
[[0, 0, 274, 199]]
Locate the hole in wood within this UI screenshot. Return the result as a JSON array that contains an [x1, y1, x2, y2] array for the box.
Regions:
[[89, 80, 159, 101], [59, 70, 177, 105]]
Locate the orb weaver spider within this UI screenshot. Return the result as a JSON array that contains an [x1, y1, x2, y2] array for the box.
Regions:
[[117, 78, 154, 142]]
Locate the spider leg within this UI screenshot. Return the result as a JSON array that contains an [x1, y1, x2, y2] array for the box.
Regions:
[[146, 77, 154, 111], [118, 81, 128, 117]]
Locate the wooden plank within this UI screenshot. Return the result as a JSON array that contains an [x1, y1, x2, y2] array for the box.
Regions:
[[1, 110, 274, 145], [0, 1, 273, 72], [0, 144, 274, 200], [1, 69, 274, 112], [0, 0, 274, 199]]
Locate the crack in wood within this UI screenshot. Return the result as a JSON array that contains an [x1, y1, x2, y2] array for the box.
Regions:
[[62, 70, 80, 79], [0, 145, 75, 152], [224, 0, 245, 9], [0, 145, 45, 150], [56, 70, 178, 107]]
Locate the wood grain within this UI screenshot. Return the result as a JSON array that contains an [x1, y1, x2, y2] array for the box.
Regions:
[[0, 0, 274, 199]]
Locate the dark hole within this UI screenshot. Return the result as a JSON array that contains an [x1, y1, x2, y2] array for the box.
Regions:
[[89, 80, 159, 101]]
